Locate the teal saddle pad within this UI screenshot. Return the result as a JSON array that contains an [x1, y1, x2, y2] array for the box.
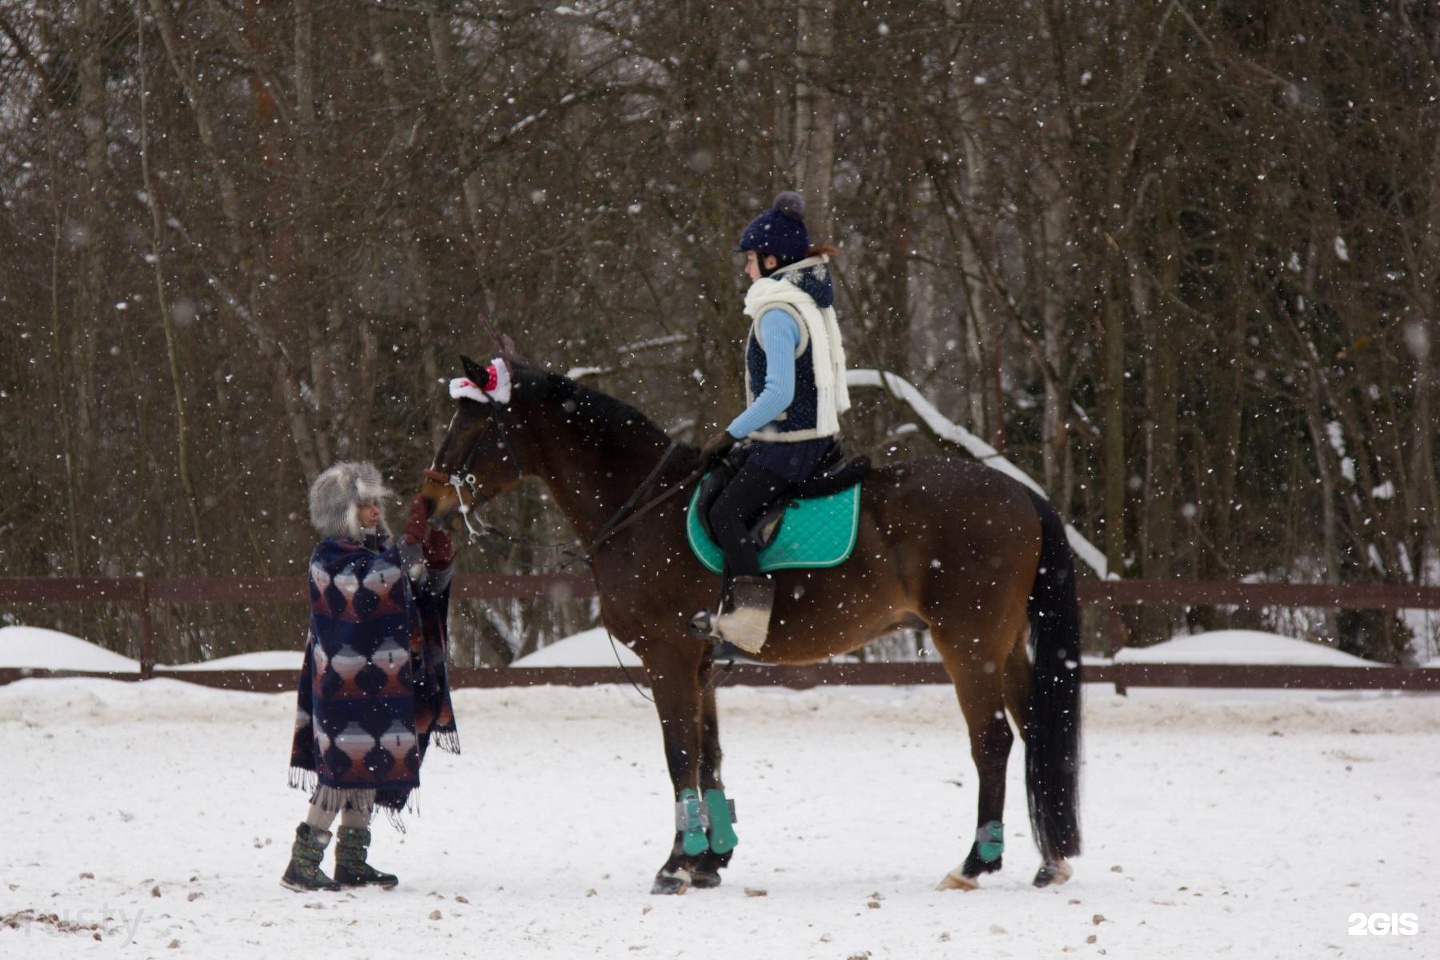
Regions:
[[686, 478, 862, 575]]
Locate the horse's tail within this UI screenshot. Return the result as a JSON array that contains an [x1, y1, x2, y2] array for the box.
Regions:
[[1023, 490, 1083, 862]]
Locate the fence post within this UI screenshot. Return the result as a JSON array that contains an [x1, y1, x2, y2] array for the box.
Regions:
[[138, 576, 155, 679], [1104, 606, 1130, 696]]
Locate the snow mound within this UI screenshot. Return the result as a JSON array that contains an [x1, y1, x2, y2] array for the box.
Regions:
[[1114, 629, 1380, 667], [158, 650, 303, 671], [511, 627, 641, 667], [0, 625, 139, 672]]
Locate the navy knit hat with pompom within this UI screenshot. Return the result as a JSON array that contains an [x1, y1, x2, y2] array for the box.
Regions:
[[737, 191, 810, 265]]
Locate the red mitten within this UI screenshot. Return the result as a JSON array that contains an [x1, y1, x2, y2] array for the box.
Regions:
[[423, 529, 455, 570], [404, 493, 431, 544]]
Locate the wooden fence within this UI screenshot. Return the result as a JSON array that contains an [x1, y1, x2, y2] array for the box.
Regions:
[[2, 575, 1438, 693]]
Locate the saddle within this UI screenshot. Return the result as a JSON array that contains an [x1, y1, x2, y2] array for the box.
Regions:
[[694, 443, 870, 552]]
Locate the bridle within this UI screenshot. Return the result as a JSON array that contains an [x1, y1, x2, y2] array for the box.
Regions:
[[424, 405, 524, 542]]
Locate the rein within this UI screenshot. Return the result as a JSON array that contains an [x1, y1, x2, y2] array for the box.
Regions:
[[577, 442, 702, 560], [429, 428, 711, 569], [555, 443, 709, 570], [607, 628, 737, 704]]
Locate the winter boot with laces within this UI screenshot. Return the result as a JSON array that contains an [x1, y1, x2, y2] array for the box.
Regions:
[[334, 825, 399, 889], [280, 822, 343, 892]]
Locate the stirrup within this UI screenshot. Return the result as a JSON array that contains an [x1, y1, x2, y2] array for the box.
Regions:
[[688, 608, 721, 640]]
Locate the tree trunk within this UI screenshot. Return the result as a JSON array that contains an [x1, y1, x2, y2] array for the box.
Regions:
[[46, 130, 83, 576], [792, 0, 835, 239], [1135, 239, 1178, 642], [1102, 267, 1126, 581], [74, 0, 105, 456], [367, 9, 443, 443], [1038, 161, 1072, 499], [948, 44, 995, 441], [427, 9, 487, 275], [138, 3, 204, 555], [149, 0, 325, 481]]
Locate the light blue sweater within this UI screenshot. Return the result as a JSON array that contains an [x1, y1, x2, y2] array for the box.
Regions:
[[726, 309, 801, 438]]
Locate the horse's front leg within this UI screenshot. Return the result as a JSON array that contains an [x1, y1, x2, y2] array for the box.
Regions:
[[646, 647, 711, 895], [690, 660, 739, 889]]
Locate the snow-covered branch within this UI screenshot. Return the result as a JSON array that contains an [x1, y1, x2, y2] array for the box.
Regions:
[[847, 369, 1110, 579]]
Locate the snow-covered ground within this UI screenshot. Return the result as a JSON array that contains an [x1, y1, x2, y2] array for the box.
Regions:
[[1113, 629, 1378, 667], [156, 651, 303, 672], [510, 626, 642, 668], [0, 626, 140, 672], [3, 626, 1437, 958]]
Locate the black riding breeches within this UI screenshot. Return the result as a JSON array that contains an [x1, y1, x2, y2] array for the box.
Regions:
[[707, 462, 790, 579]]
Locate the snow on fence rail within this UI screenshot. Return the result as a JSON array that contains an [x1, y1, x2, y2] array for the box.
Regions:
[[2, 575, 1439, 693]]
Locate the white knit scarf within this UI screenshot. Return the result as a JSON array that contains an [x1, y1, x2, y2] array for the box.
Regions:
[[742, 256, 851, 438]]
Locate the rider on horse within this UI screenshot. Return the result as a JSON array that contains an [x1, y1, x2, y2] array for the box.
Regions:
[[689, 190, 851, 654]]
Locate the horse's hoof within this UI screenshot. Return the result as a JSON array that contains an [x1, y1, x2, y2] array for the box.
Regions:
[[936, 870, 979, 891], [690, 867, 722, 889], [651, 869, 692, 895], [1032, 860, 1073, 887]]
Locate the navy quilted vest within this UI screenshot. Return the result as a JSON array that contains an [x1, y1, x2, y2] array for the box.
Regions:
[[746, 312, 820, 437]]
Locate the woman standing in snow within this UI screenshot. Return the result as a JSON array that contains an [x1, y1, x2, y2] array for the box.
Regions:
[[281, 461, 459, 892], [688, 190, 851, 656]]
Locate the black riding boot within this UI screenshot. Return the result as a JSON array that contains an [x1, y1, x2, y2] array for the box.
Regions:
[[334, 826, 399, 889], [281, 822, 343, 892], [691, 462, 787, 649]]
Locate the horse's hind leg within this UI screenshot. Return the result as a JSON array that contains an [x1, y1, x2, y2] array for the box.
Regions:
[[1002, 624, 1032, 734], [935, 639, 1017, 891], [1001, 626, 1072, 886]]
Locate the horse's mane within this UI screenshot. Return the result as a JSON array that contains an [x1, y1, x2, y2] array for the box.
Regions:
[[518, 366, 674, 449]]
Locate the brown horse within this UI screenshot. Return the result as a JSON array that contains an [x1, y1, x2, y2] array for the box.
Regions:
[[422, 355, 1083, 894]]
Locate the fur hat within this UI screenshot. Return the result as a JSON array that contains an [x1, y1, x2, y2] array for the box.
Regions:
[[737, 191, 810, 265], [308, 461, 395, 540]]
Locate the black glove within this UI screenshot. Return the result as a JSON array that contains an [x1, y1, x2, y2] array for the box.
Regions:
[[699, 429, 736, 464]]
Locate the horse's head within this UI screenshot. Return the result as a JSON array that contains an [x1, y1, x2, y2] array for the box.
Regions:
[[422, 355, 528, 534]]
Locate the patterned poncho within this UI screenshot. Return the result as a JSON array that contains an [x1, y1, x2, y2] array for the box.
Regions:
[[289, 536, 459, 822]]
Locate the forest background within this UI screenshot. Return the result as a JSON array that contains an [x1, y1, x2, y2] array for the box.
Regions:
[[2, 0, 1437, 666]]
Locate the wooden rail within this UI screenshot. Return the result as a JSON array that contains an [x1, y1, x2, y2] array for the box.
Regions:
[[2, 575, 1438, 692], [2, 661, 1436, 694], [0, 573, 594, 679], [1076, 579, 1440, 610]]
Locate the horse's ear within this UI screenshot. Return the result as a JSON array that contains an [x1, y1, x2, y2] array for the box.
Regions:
[[460, 354, 487, 385], [478, 313, 526, 366], [499, 334, 524, 365], [454, 354, 513, 405]]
